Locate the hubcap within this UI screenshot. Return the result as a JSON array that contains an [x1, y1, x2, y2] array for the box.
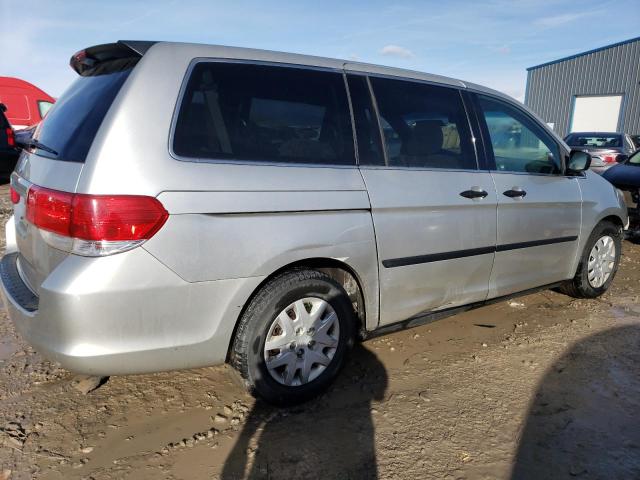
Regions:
[[587, 235, 616, 288], [264, 297, 340, 387]]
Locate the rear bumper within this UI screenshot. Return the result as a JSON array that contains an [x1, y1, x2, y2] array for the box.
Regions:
[[0, 247, 264, 375]]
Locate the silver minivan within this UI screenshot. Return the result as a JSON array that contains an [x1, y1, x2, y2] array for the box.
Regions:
[[0, 41, 627, 404]]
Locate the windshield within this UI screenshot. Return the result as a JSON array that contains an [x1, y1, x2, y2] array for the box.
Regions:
[[565, 134, 621, 148], [32, 68, 133, 163]]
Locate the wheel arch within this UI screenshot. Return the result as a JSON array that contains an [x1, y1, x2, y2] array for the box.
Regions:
[[225, 257, 370, 362], [599, 214, 625, 230]]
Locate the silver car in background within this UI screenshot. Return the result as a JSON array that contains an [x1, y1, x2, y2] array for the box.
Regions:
[[0, 41, 628, 404]]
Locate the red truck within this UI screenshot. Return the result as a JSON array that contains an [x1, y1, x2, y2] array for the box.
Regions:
[[0, 77, 55, 129]]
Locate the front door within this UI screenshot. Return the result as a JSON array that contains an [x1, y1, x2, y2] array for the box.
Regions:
[[473, 93, 582, 298], [347, 73, 497, 326]]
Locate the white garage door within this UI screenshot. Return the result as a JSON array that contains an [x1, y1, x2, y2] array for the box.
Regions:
[[570, 95, 622, 132]]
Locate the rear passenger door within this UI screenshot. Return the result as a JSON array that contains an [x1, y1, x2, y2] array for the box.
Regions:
[[471, 93, 582, 297], [348, 74, 498, 326]]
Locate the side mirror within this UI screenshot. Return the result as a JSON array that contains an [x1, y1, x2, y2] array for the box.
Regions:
[[616, 154, 628, 163], [0, 103, 6, 113], [567, 150, 591, 173]]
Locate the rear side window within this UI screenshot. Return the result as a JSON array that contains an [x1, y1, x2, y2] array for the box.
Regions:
[[33, 68, 133, 163], [367, 77, 476, 170], [173, 62, 355, 165]]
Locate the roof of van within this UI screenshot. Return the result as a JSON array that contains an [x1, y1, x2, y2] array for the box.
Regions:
[[119, 40, 515, 104], [0, 77, 54, 101]]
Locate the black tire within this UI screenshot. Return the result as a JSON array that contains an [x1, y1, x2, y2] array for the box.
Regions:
[[559, 221, 622, 298], [230, 268, 355, 406]]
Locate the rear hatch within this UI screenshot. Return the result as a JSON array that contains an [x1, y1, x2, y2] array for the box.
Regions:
[[11, 41, 153, 295]]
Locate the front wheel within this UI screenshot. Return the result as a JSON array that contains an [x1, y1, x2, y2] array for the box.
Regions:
[[230, 269, 355, 406], [559, 221, 622, 298]]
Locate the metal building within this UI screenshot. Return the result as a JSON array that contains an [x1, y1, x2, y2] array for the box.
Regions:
[[525, 36, 640, 138]]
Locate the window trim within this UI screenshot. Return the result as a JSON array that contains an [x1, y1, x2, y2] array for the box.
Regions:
[[359, 73, 480, 171], [168, 57, 357, 169], [470, 91, 569, 177]]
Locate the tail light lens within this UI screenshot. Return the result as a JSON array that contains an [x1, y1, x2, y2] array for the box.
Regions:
[[5, 127, 15, 147], [9, 186, 20, 204], [26, 185, 168, 256], [601, 154, 617, 164]]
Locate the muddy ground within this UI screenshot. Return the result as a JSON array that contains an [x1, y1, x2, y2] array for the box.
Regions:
[[0, 183, 639, 480]]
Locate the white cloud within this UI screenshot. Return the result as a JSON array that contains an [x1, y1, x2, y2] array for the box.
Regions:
[[379, 44, 415, 58], [534, 11, 599, 28]]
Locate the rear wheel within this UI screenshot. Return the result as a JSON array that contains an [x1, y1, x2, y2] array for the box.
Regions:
[[230, 269, 355, 405], [559, 221, 622, 298]]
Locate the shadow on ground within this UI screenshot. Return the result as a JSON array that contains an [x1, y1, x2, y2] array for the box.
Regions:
[[221, 344, 387, 480], [511, 324, 640, 479]]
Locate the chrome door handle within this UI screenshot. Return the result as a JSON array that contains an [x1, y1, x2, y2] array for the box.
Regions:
[[503, 188, 527, 198], [460, 189, 489, 199]]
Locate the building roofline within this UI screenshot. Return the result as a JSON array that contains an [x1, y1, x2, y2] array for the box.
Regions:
[[527, 36, 640, 71]]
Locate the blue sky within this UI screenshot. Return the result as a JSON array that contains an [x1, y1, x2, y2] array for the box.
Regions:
[[1, 0, 639, 101]]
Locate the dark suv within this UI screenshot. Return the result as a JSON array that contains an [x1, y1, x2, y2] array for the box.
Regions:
[[0, 104, 19, 175]]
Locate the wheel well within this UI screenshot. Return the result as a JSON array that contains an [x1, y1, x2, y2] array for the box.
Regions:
[[225, 258, 367, 362], [600, 215, 624, 231]]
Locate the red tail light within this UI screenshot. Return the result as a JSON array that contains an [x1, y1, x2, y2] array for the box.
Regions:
[[5, 127, 15, 147], [26, 187, 73, 236], [601, 154, 617, 164], [9, 186, 20, 204], [71, 194, 168, 241], [26, 185, 168, 243]]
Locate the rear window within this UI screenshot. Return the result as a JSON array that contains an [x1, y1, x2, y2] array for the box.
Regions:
[[32, 67, 133, 163], [173, 62, 355, 165], [565, 134, 621, 148]]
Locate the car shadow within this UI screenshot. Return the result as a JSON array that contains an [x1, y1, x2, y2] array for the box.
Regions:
[[221, 343, 388, 480], [511, 324, 640, 479]]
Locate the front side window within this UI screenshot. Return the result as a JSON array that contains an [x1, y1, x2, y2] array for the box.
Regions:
[[173, 62, 355, 165], [367, 77, 476, 170], [478, 95, 561, 174]]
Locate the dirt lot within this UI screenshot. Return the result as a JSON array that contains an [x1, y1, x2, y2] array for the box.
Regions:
[[0, 183, 639, 480]]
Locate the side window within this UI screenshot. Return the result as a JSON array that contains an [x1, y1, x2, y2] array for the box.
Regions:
[[368, 77, 477, 170], [346, 75, 385, 166], [477, 95, 561, 174], [173, 62, 355, 165], [37, 101, 54, 119]]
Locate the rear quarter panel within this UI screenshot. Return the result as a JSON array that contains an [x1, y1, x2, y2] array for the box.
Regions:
[[143, 193, 379, 330]]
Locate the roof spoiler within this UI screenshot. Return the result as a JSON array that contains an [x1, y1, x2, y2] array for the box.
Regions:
[[70, 40, 157, 76]]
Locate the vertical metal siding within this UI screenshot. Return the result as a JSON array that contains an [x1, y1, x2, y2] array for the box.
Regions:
[[525, 39, 640, 138]]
